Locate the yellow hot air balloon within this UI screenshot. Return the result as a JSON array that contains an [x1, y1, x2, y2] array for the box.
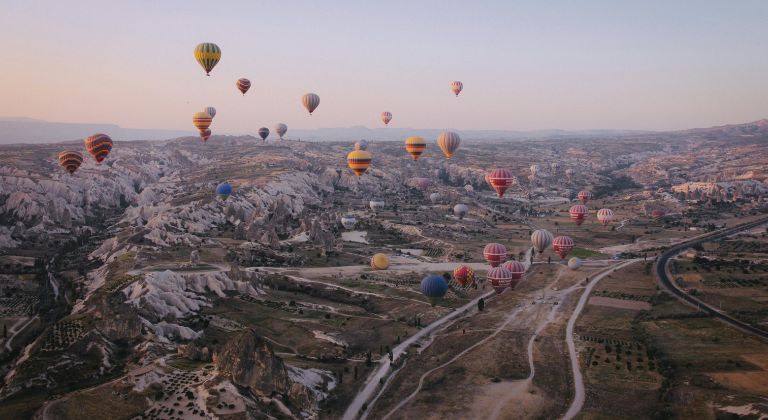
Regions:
[[370, 253, 390, 270], [347, 150, 371, 176], [193, 111, 213, 131], [404, 136, 426, 160], [436, 131, 461, 159], [194, 43, 221, 76]]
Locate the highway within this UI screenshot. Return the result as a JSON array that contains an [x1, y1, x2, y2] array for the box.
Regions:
[[654, 216, 768, 341]]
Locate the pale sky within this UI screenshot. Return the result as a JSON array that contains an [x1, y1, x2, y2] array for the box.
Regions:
[[1, 0, 767, 133]]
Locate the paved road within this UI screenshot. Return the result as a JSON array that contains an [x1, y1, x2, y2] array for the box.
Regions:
[[654, 217, 768, 342]]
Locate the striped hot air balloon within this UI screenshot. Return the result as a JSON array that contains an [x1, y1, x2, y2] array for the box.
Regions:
[[354, 139, 369, 151], [531, 229, 553, 253], [200, 129, 212, 142], [193, 111, 213, 131], [450, 81, 463, 97], [204, 107, 216, 118], [302, 93, 320, 115], [436, 131, 461, 159], [421, 274, 448, 306], [596, 208, 614, 226], [487, 266, 513, 294], [258, 127, 269, 141], [84, 134, 113, 163], [369, 199, 385, 211], [236, 78, 251, 95], [488, 168, 514, 198], [381, 111, 392, 126], [194, 42, 221, 76], [453, 204, 469, 219], [370, 253, 390, 270], [452, 265, 475, 288], [404, 136, 426, 160], [577, 190, 593, 204], [347, 150, 371, 176], [483, 243, 507, 267], [569, 204, 589, 226], [553, 235, 575, 259], [216, 182, 232, 200], [502, 260, 526, 289], [58, 151, 83, 174], [274, 123, 287, 140]]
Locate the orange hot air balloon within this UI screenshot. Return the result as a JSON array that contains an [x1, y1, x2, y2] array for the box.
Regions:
[[193, 111, 213, 131], [404, 136, 426, 160], [58, 151, 83, 174], [84, 134, 113, 163], [347, 150, 371, 176]]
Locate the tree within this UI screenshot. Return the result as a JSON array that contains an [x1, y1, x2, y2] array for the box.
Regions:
[[478, 298, 485, 311]]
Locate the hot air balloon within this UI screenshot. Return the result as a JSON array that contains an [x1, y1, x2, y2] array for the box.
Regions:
[[488, 168, 514, 198], [194, 42, 221, 76], [58, 151, 83, 175], [200, 129, 212, 142], [258, 127, 269, 141], [483, 243, 507, 267], [552, 235, 575, 259], [531, 229, 553, 253], [487, 266, 513, 294], [577, 190, 593, 204], [341, 214, 357, 230], [651, 209, 665, 220], [370, 253, 390, 270], [236, 78, 251, 95], [421, 274, 448, 306], [347, 150, 372, 176], [436, 132, 461, 159], [450, 81, 463, 97], [354, 139, 369, 151], [410, 177, 432, 191], [502, 261, 526, 288], [569, 204, 589, 226], [453, 265, 475, 288], [565, 168, 575, 182], [302, 93, 320, 115], [429, 192, 441, 204], [216, 182, 232, 200], [381, 111, 392, 126], [596, 208, 614, 226], [274, 123, 288, 140], [370, 199, 385, 211], [84, 134, 113, 163], [193, 111, 213, 132], [464, 184, 474, 194], [404, 136, 426, 160], [567, 257, 583, 270], [204, 107, 217, 118], [453, 204, 469, 219]]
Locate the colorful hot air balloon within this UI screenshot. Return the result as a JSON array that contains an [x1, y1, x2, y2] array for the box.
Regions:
[[341, 214, 357, 230], [381, 111, 392, 126], [193, 111, 213, 131], [302, 93, 320, 115], [596, 208, 614, 226], [421, 274, 448, 306], [552, 235, 575, 259], [204, 107, 216, 118], [569, 204, 589, 226], [347, 150, 372, 176], [488, 168, 514, 198], [436, 131, 461, 159], [531, 229, 553, 253], [58, 151, 83, 175], [404, 136, 426, 160], [487, 266, 513, 294], [200, 129, 212, 142], [567, 257, 583, 270], [450, 81, 463, 97], [370, 253, 390, 270], [369, 199, 385, 211], [453, 204, 469, 219], [483, 243, 507, 267], [651, 209, 666, 220], [84, 134, 113, 163], [452, 265, 475, 288], [354, 140, 369, 151], [236, 78, 251, 95], [258, 127, 269, 141], [577, 190, 593, 204], [502, 261, 526, 288], [274, 123, 287, 140], [194, 42, 221, 76], [429, 192, 441, 204], [216, 182, 232, 200], [464, 184, 474, 194]]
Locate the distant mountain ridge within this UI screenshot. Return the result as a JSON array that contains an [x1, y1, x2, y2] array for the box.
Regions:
[[0, 118, 189, 144]]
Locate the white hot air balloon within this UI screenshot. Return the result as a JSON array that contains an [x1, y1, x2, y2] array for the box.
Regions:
[[531, 229, 554, 253], [369, 199, 385, 211], [568, 257, 583, 270], [453, 204, 469, 219]]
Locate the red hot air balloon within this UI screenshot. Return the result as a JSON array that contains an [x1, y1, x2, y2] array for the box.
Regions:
[[452, 265, 475, 288], [487, 266, 513, 294], [651, 209, 665, 220], [84, 134, 113, 163], [577, 190, 593, 204], [488, 168, 514, 198], [552, 236, 575, 259], [569, 204, 589, 226], [236, 78, 251, 95], [200, 129, 212, 142], [502, 260, 526, 289], [450, 81, 463, 97], [483, 243, 507, 267]]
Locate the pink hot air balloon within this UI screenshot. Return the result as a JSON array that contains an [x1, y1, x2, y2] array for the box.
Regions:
[[450, 81, 463, 97], [487, 266, 513, 294], [502, 260, 526, 289], [553, 235, 575, 259], [381, 111, 392, 126], [483, 243, 507, 267], [569, 204, 589, 226], [577, 190, 593, 204], [488, 168, 514, 198]]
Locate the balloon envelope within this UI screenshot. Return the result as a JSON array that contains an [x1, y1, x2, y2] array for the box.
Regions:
[[421, 274, 448, 306], [370, 253, 390, 270], [236, 78, 251, 95], [84, 134, 113, 163], [483, 243, 507, 267], [450, 81, 463, 96], [216, 182, 233, 200], [274, 123, 288, 139], [404, 136, 426, 160], [436, 132, 461, 159], [302, 93, 320, 115], [58, 151, 83, 174], [258, 127, 269, 141], [194, 43, 221, 75], [531, 229, 553, 253], [453, 203, 469, 219], [347, 150, 372, 176]]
